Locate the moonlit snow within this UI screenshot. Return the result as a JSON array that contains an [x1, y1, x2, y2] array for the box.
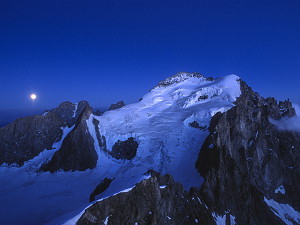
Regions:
[[275, 185, 286, 195], [0, 73, 242, 225], [264, 197, 300, 225], [212, 212, 236, 225]]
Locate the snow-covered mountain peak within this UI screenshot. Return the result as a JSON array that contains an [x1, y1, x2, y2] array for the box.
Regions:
[[138, 73, 241, 110], [93, 73, 241, 188]]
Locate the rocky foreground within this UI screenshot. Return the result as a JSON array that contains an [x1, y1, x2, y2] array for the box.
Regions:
[[78, 171, 214, 225]]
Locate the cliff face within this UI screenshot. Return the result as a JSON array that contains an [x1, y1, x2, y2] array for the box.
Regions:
[[0, 101, 89, 166], [41, 104, 98, 172], [77, 171, 215, 225], [196, 81, 300, 224]]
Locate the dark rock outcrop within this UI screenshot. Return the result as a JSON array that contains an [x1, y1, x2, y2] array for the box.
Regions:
[[0, 101, 88, 166], [92, 118, 107, 151], [93, 109, 102, 116], [196, 80, 300, 225], [108, 101, 125, 111], [41, 104, 98, 172], [77, 171, 215, 225], [110, 137, 138, 160], [188, 121, 207, 130], [89, 178, 114, 202]]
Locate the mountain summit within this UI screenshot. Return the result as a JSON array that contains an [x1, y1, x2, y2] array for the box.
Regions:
[[154, 72, 205, 88]]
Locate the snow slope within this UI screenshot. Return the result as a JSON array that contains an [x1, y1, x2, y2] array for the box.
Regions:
[[0, 72, 241, 225], [93, 73, 241, 188], [264, 197, 300, 225]]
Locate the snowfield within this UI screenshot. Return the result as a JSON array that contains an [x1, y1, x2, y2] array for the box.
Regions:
[[264, 197, 300, 225], [93, 73, 241, 189], [0, 73, 242, 225]]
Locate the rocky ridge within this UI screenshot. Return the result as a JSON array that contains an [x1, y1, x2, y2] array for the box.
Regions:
[[77, 171, 214, 225], [154, 72, 205, 89], [108, 101, 125, 111], [0, 101, 89, 166], [41, 104, 98, 172], [196, 81, 300, 224], [0, 100, 138, 172]]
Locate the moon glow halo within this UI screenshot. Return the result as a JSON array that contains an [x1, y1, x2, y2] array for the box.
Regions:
[[30, 94, 37, 100]]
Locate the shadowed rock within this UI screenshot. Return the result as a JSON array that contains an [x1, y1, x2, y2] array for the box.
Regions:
[[41, 103, 98, 172], [196, 80, 300, 225], [108, 101, 125, 111], [89, 178, 114, 202], [109, 137, 138, 160], [92, 118, 107, 151], [78, 171, 215, 225], [0, 101, 88, 166]]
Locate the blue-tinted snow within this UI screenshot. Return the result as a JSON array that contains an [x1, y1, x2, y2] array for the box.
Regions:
[[0, 74, 241, 225]]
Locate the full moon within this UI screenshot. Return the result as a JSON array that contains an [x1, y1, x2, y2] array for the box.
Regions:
[[30, 94, 37, 100]]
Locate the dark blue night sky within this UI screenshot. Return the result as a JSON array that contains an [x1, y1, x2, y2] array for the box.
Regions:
[[1, 0, 300, 114]]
